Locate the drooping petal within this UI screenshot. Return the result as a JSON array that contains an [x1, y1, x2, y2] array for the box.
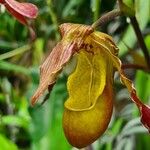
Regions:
[[140, 104, 150, 132], [5, 0, 38, 18], [131, 92, 150, 132], [5, 3, 27, 25], [31, 23, 93, 105], [4, 2, 37, 39], [31, 41, 77, 105], [91, 33, 150, 132], [2, 0, 38, 39]]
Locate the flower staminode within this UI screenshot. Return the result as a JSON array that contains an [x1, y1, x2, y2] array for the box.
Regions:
[[31, 23, 150, 148]]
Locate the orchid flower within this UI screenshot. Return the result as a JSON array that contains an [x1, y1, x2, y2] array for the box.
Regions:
[[31, 23, 150, 148], [0, 0, 38, 37]]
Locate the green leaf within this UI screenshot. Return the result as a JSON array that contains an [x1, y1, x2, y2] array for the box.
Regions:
[[32, 38, 44, 65], [0, 134, 18, 150], [135, 71, 150, 102], [48, 75, 71, 150], [2, 115, 28, 129], [0, 60, 30, 76], [0, 45, 31, 60], [29, 104, 50, 142], [118, 25, 136, 56], [136, 134, 150, 150], [91, 0, 101, 21], [135, 0, 150, 27], [62, 0, 84, 18], [118, 0, 150, 56], [145, 35, 150, 52], [112, 119, 123, 134]]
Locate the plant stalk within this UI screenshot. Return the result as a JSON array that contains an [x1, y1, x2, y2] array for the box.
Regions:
[[92, 9, 122, 29], [122, 64, 149, 72], [130, 17, 150, 69]]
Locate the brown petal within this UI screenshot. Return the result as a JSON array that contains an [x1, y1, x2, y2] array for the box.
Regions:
[[31, 23, 93, 105], [31, 41, 77, 105]]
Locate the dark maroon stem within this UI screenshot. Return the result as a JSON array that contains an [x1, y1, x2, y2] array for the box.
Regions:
[[122, 64, 149, 72], [130, 17, 150, 69]]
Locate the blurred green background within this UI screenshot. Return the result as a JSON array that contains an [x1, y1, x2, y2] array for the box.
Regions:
[[0, 0, 150, 150]]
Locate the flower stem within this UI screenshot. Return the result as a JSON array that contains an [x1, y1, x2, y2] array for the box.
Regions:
[[92, 4, 150, 69], [122, 64, 150, 72], [130, 17, 150, 69], [84, 145, 93, 150], [91, 9, 122, 29]]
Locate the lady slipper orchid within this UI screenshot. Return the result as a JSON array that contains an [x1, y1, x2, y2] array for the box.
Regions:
[[0, 0, 38, 37], [31, 23, 150, 148]]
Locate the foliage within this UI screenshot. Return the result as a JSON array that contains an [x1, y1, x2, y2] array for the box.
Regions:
[[0, 0, 150, 150]]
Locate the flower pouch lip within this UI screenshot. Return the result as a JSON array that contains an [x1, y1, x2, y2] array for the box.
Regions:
[[63, 48, 114, 148]]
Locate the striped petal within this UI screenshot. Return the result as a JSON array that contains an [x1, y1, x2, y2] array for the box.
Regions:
[[31, 23, 93, 105], [5, 0, 38, 18]]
